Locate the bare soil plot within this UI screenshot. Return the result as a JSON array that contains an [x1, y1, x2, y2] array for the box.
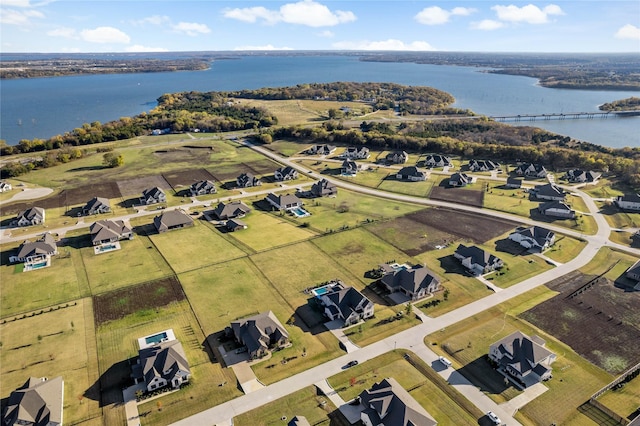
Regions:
[[429, 186, 484, 207], [92, 276, 185, 324], [162, 168, 217, 191], [520, 273, 640, 374], [0, 181, 122, 216], [116, 175, 171, 198], [152, 146, 214, 166]]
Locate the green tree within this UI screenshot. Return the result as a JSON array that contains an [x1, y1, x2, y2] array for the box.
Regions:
[[103, 151, 124, 168]]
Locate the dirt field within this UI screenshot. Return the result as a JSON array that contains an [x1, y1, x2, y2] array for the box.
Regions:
[[520, 272, 640, 374], [116, 175, 170, 197], [162, 168, 217, 190], [92, 276, 186, 324], [0, 181, 122, 215], [429, 186, 484, 207]]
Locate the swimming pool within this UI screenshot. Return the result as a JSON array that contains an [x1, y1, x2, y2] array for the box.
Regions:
[[145, 332, 168, 346], [291, 207, 310, 218], [23, 259, 50, 271]]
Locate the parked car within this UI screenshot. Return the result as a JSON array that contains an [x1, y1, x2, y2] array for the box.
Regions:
[[345, 360, 358, 368], [487, 411, 501, 424], [439, 356, 452, 367]]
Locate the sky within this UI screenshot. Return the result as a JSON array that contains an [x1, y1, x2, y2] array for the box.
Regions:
[[1, 0, 639, 53]]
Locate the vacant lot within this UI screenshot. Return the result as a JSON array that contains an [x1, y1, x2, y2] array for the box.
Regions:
[[0, 298, 101, 425], [429, 186, 484, 207], [116, 175, 170, 198], [162, 167, 217, 190]]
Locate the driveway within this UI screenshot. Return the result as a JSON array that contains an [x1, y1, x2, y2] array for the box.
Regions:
[[325, 320, 360, 353]]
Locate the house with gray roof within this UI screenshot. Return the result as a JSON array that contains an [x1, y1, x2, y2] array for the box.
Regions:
[[153, 209, 194, 233], [514, 163, 547, 178], [454, 244, 503, 275], [133, 330, 191, 393], [9, 233, 57, 264], [342, 146, 370, 160], [190, 180, 216, 196], [396, 166, 426, 182], [506, 176, 523, 188], [226, 218, 248, 232], [15, 207, 45, 227], [468, 159, 500, 172], [229, 311, 290, 359], [90, 219, 132, 246], [489, 330, 556, 387], [359, 377, 437, 426], [625, 259, 640, 282], [307, 144, 336, 155], [385, 151, 408, 164], [274, 166, 299, 181], [531, 183, 566, 201], [211, 201, 251, 220], [82, 196, 111, 215], [3, 376, 64, 426], [140, 187, 166, 205], [449, 172, 474, 187], [317, 282, 374, 327], [509, 226, 555, 252], [288, 416, 311, 426], [381, 265, 440, 302], [424, 154, 452, 168], [615, 193, 640, 212], [341, 160, 358, 176], [565, 169, 601, 183], [538, 200, 576, 219], [265, 193, 303, 211], [311, 179, 337, 197], [236, 172, 261, 188]]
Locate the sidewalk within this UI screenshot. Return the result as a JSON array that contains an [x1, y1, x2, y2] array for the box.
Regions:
[[314, 380, 361, 424]]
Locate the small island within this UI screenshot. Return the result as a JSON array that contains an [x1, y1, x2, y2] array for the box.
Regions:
[[599, 97, 640, 111]]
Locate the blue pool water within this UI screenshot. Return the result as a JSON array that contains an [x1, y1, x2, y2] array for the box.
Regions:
[[145, 332, 168, 345], [30, 261, 48, 269], [292, 207, 310, 218]]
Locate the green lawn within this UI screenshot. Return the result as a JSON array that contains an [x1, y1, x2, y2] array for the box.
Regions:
[[543, 236, 587, 263], [483, 185, 538, 217], [579, 178, 626, 199], [597, 377, 640, 421], [378, 175, 436, 197], [580, 247, 639, 279], [0, 298, 101, 425], [346, 305, 421, 347], [265, 140, 309, 157], [150, 221, 248, 274]]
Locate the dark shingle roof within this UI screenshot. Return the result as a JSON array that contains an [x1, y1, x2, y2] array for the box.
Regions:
[[359, 378, 437, 426]]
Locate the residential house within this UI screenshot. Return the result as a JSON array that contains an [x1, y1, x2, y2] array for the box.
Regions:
[[211, 201, 251, 220], [538, 200, 576, 219], [615, 193, 640, 211], [380, 265, 440, 301], [82, 196, 111, 215], [9, 233, 57, 264], [531, 183, 566, 201], [454, 244, 504, 275], [625, 259, 640, 282], [359, 377, 437, 426], [385, 151, 408, 164], [190, 180, 217, 196], [514, 163, 547, 178], [449, 172, 474, 187], [565, 169, 601, 183], [424, 154, 452, 168], [153, 209, 194, 233], [0, 181, 12, 192], [134, 329, 191, 393], [140, 187, 166, 205], [468, 159, 500, 172], [489, 330, 556, 387], [341, 160, 358, 176], [3, 376, 64, 426], [307, 144, 336, 155], [226, 218, 248, 232], [317, 282, 374, 327], [311, 179, 338, 197], [508, 226, 555, 252], [396, 166, 426, 182], [237, 172, 261, 188], [288, 416, 311, 426], [265, 193, 303, 211], [229, 311, 290, 359], [342, 146, 370, 159], [15, 207, 45, 227], [274, 166, 299, 181], [506, 177, 523, 189], [90, 219, 133, 246]]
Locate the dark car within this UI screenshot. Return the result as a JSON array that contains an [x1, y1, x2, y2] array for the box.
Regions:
[[346, 360, 358, 368]]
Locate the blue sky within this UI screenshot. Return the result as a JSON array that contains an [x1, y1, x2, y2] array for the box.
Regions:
[[1, 1, 639, 53]]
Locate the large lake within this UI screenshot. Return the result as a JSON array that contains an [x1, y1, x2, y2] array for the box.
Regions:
[[1, 55, 638, 148]]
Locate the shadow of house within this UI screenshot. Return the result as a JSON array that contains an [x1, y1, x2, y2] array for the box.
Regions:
[[252, 198, 276, 212], [295, 303, 326, 335], [131, 223, 157, 237], [175, 188, 191, 198], [454, 355, 514, 395], [65, 206, 84, 217], [495, 238, 529, 256], [221, 181, 238, 190], [613, 270, 639, 292], [319, 167, 342, 176], [84, 358, 136, 406], [437, 254, 471, 275], [119, 198, 140, 208], [61, 234, 92, 250]]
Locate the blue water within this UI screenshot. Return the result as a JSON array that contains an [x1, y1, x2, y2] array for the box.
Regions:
[[145, 331, 168, 345], [1, 55, 638, 148]]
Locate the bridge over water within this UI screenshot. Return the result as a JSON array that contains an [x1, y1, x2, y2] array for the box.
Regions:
[[489, 110, 640, 122]]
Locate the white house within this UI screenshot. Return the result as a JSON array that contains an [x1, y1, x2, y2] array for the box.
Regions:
[[509, 226, 555, 252], [265, 193, 303, 211], [615, 194, 640, 211], [0, 181, 12, 192], [15, 207, 45, 227]]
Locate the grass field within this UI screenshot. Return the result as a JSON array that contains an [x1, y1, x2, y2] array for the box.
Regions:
[[483, 183, 538, 217], [327, 352, 478, 426], [0, 298, 102, 426], [597, 377, 640, 421], [378, 175, 436, 197], [426, 286, 613, 426], [578, 178, 626, 199], [543, 235, 588, 263]]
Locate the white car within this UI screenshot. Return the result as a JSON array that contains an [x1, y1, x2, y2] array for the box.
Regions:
[[438, 356, 452, 367], [487, 411, 502, 424]]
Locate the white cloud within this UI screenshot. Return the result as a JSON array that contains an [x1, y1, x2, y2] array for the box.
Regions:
[[317, 30, 334, 38], [80, 26, 130, 44], [471, 19, 504, 30], [171, 22, 211, 36], [233, 44, 293, 51], [125, 44, 169, 52], [130, 15, 170, 26], [0, 8, 44, 25], [491, 4, 564, 24], [332, 39, 435, 51], [415, 5, 476, 25], [47, 27, 77, 38], [224, 0, 356, 27], [615, 24, 640, 40]]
